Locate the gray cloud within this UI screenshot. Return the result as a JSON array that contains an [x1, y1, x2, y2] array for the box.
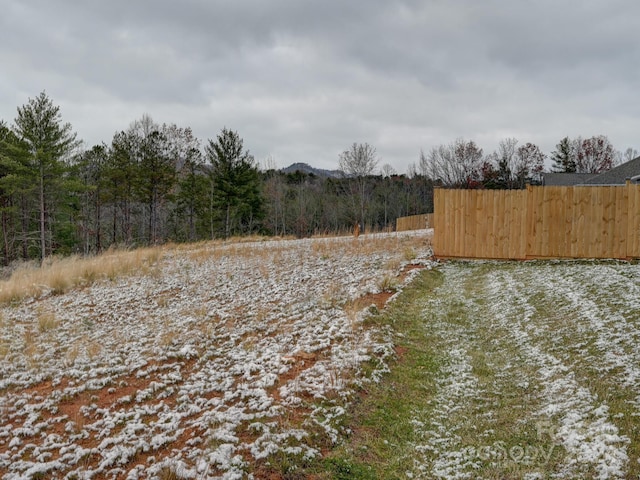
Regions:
[[1, 0, 639, 172]]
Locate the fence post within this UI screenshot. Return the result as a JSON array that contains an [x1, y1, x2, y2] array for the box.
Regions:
[[525, 183, 533, 258], [626, 179, 634, 258]]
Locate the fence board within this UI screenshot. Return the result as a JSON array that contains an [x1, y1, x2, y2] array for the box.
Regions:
[[433, 184, 640, 259], [395, 213, 434, 232], [629, 186, 640, 254]]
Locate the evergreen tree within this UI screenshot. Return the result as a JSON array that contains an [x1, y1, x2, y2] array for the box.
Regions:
[[0, 122, 30, 263], [115, 115, 178, 245], [12, 91, 80, 261], [174, 144, 207, 242], [551, 137, 576, 172], [73, 144, 108, 254], [135, 124, 175, 244], [104, 131, 138, 244], [205, 128, 263, 238]]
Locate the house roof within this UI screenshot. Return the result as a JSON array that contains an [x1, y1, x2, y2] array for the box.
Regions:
[[541, 172, 598, 186], [583, 156, 640, 185], [541, 156, 640, 186]]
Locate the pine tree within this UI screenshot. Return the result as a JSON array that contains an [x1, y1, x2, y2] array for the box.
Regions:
[[551, 137, 575, 172], [73, 144, 108, 253], [205, 128, 263, 238], [12, 91, 80, 261], [136, 126, 175, 244], [104, 131, 138, 244], [174, 145, 207, 242], [0, 122, 31, 263]]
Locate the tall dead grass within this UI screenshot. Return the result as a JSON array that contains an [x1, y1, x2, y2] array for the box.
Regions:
[[0, 246, 164, 305], [0, 232, 429, 306]]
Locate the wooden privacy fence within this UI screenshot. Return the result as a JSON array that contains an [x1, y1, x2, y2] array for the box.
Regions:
[[433, 184, 640, 259], [396, 213, 434, 232]]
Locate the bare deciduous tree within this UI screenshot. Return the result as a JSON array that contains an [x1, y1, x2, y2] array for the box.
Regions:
[[483, 139, 544, 188], [515, 142, 545, 185], [622, 147, 639, 163], [494, 137, 518, 187], [381, 163, 396, 178], [576, 135, 615, 173], [421, 138, 483, 188], [339, 142, 379, 227]]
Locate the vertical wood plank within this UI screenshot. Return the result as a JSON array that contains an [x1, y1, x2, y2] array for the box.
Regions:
[[632, 185, 640, 257]]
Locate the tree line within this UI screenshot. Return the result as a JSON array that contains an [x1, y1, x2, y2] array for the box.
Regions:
[[0, 91, 635, 264], [419, 136, 637, 190], [0, 92, 433, 264]]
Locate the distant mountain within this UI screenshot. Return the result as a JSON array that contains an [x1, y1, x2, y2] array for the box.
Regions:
[[281, 162, 343, 178]]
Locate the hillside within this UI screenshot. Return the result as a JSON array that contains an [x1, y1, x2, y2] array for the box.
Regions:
[[0, 232, 433, 479], [280, 162, 343, 178]]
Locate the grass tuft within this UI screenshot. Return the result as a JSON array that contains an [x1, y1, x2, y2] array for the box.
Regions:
[[37, 310, 59, 333], [324, 457, 377, 480], [158, 467, 187, 480], [376, 274, 398, 293], [403, 246, 417, 262]]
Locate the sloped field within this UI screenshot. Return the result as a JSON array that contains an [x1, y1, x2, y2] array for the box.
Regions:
[[0, 232, 433, 479]]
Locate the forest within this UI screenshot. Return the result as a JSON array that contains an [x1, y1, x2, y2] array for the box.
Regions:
[[0, 91, 634, 264]]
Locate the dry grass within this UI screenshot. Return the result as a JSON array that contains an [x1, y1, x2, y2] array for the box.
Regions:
[[37, 309, 59, 333], [23, 332, 40, 368], [65, 344, 80, 366], [403, 246, 418, 262], [180, 231, 430, 270], [159, 327, 178, 348], [187, 244, 219, 263], [158, 466, 186, 480], [322, 283, 345, 309], [156, 294, 171, 308], [0, 234, 429, 307], [187, 305, 208, 320], [0, 246, 165, 305], [0, 230, 435, 479], [86, 341, 102, 360], [376, 274, 398, 293]]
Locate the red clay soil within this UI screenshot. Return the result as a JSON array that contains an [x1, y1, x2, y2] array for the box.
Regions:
[[0, 350, 323, 479], [0, 357, 198, 477]]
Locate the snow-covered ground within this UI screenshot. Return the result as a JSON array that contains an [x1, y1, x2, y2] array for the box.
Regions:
[[409, 261, 640, 479], [0, 232, 433, 479]]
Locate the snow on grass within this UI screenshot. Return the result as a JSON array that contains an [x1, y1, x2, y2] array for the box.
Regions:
[[414, 345, 482, 479], [409, 267, 484, 479], [402, 261, 638, 479], [0, 232, 433, 478], [485, 264, 631, 479], [537, 264, 640, 390]]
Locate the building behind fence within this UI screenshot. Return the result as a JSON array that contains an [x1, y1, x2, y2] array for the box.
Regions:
[[433, 183, 640, 259], [396, 213, 434, 232]]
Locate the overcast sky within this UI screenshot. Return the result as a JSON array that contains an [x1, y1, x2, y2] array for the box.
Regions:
[[1, 1, 639, 173]]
